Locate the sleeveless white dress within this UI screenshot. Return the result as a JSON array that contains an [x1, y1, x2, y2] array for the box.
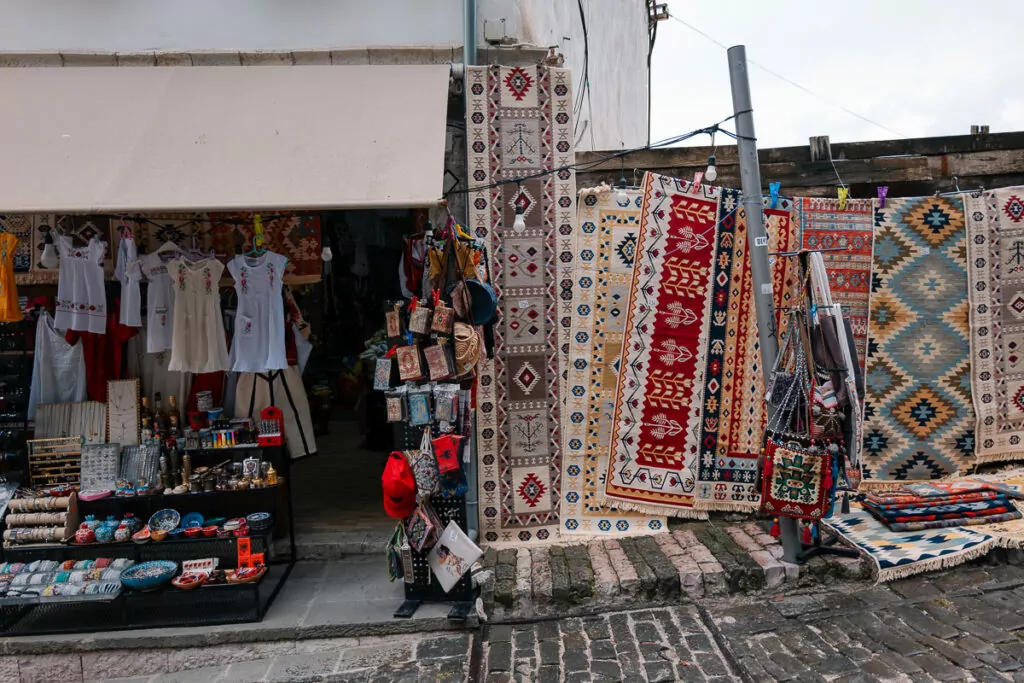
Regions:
[[227, 252, 289, 372], [54, 236, 106, 333], [167, 258, 230, 374], [28, 311, 87, 420]]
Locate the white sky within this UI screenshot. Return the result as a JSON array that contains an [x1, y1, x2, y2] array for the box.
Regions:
[[650, 0, 1024, 149]]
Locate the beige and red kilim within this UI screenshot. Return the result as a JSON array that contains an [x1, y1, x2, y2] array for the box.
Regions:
[[693, 193, 801, 511], [604, 172, 718, 516], [797, 197, 874, 377], [467, 65, 576, 544]]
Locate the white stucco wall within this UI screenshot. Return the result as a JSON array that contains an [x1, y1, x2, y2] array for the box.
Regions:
[[0, 0, 649, 150]]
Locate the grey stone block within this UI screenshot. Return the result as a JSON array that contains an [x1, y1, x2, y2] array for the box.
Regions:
[[17, 653, 83, 683], [415, 634, 470, 660], [339, 642, 413, 670], [265, 652, 340, 680], [486, 642, 512, 673], [82, 648, 168, 680]]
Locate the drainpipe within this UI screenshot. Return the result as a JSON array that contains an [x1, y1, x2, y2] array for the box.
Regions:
[[463, 0, 480, 544]]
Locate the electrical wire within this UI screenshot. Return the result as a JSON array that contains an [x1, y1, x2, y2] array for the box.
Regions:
[[667, 14, 908, 140], [444, 113, 737, 197], [573, 0, 592, 143]]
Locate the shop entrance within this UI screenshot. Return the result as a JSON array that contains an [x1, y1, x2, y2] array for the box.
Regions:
[[289, 208, 427, 556]]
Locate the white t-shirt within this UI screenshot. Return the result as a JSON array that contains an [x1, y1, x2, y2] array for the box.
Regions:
[[139, 253, 177, 353], [116, 237, 142, 328]]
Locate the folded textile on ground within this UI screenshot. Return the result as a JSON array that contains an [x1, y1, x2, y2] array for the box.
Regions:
[[862, 490, 1001, 511], [865, 480, 1024, 505], [884, 510, 1022, 533]]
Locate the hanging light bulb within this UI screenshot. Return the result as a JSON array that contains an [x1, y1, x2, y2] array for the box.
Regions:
[[704, 153, 718, 183], [512, 204, 526, 233], [615, 178, 628, 205]]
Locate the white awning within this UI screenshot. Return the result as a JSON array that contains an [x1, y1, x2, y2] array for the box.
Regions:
[[0, 64, 450, 212]]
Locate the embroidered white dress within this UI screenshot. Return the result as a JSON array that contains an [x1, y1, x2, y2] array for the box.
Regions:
[[115, 236, 142, 328], [167, 258, 230, 374], [55, 236, 106, 333], [28, 311, 87, 420], [138, 253, 177, 353], [227, 252, 289, 372]]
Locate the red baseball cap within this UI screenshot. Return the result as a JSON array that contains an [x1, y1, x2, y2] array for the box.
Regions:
[[382, 451, 417, 519]]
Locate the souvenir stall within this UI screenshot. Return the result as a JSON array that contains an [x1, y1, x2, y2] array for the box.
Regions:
[[374, 214, 487, 618], [0, 212, 319, 635]]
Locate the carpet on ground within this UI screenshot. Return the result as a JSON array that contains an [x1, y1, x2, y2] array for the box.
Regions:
[[825, 502, 996, 581], [603, 172, 718, 517], [468, 65, 575, 544], [860, 195, 975, 486], [559, 186, 666, 535], [966, 187, 1024, 464]]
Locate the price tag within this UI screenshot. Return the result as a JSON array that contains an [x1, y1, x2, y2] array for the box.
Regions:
[[760, 283, 773, 295], [754, 236, 768, 247], [519, 299, 530, 308], [920, 246, 930, 255]]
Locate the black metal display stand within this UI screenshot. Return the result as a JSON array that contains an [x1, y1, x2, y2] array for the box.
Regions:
[[393, 423, 474, 621], [0, 444, 296, 635]]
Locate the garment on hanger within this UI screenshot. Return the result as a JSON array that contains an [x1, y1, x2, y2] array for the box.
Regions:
[[126, 329, 193, 407], [55, 235, 106, 334], [28, 311, 87, 420], [0, 232, 22, 323], [115, 236, 142, 328], [167, 258, 230, 374], [235, 367, 316, 460], [227, 251, 289, 372], [138, 252, 177, 353]]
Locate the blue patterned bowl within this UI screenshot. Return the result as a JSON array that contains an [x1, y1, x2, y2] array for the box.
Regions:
[[180, 512, 204, 529], [148, 509, 180, 532], [120, 560, 177, 592]]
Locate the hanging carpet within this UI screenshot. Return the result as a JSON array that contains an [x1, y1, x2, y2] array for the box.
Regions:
[[861, 195, 975, 485], [560, 186, 666, 535], [966, 187, 1024, 464], [603, 172, 718, 517], [797, 197, 874, 377], [468, 65, 576, 544]]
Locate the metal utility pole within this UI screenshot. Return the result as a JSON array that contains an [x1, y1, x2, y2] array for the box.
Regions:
[[727, 45, 800, 563]]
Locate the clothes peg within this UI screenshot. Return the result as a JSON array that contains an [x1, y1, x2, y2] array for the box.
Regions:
[[837, 187, 850, 211], [877, 186, 888, 209], [769, 182, 781, 209], [692, 171, 704, 192]]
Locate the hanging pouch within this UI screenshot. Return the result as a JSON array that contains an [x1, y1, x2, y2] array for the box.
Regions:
[[408, 387, 432, 427], [405, 501, 443, 553], [374, 356, 396, 391], [386, 523, 404, 582], [396, 344, 424, 382], [760, 435, 833, 521], [385, 386, 408, 423], [408, 298, 433, 335], [405, 438, 440, 500], [433, 384, 460, 429], [432, 434, 463, 475], [432, 300, 454, 335], [424, 343, 455, 381], [385, 304, 403, 340]]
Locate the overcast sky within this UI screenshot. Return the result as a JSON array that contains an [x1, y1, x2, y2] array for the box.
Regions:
[[650, 0, 1024, 149]]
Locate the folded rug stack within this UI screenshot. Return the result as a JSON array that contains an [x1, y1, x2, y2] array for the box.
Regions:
[[862, 481, 1024, 532]]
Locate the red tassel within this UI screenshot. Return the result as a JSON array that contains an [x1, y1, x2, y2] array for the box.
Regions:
[[770, 519, 780, 538], [802, 525, 812, 545]]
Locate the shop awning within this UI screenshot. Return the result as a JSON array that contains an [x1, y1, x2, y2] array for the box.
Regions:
[[0, 64, 451, 213]]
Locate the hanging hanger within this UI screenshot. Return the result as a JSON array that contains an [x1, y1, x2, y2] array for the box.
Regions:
[[155, 240, 184, 260], [246, 214, 267, 257]]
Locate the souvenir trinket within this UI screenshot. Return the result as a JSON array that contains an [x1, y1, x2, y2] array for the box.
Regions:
[[385, 387, 408, 423], [431, 300, 454, 334], [432, 434, 464, 475], [760, 436, 833, 521], [433, 384, 460, 428], [408, 302, 432, 335], [374, 357, 395, 391], [424, 343, 455, 381], [408, 387, 432, 427], [396, 344, 424, 382], [385, 303, 403, 339], [405, 502, 443, 553]]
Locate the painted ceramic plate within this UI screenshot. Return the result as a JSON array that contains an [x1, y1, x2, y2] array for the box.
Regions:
[[180, 512, 204, 529], [246, 512, 271, 526], [120, 560, 177, 591], [147, 509, 181, 532]]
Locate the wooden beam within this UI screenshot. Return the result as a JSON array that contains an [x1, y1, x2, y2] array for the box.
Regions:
[[809, 136, 831, 162]]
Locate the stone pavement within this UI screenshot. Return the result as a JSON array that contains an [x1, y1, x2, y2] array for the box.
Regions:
[[18, 562, 1024, 681]]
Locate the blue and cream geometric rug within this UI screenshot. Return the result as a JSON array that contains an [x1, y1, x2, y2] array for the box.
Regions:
[[825, 503, 996, 581]]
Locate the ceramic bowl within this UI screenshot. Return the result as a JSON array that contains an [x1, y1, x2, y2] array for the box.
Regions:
[[223, 519, 243, 532], [216, 528, 232, 538], [202, 525, 218, 537], [120, 560, 177, 591], [180, 512, 204, 529], [148, 509, 181, 532], [131, 527, 150, 544], [246, 512, 272, 532], [167, 528, 184, 538], [233, 525, 250, 537], [205, 517, 227, 527], [150, 529, 167, 542], [171, 571, 208, 591], [183, 527, 202, 539]]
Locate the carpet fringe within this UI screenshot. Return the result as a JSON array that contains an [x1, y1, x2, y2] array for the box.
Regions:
[[874, 539, 996, 582], [976, 452, 1024, 466], [693, 500, 761, 513], [605, 498, 710, 520]]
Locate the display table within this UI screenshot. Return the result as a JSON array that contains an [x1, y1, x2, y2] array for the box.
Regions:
[[0, 445, 296, 635]]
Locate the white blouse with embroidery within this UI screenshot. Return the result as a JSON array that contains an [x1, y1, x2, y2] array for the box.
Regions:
[[55, 235, 106, 333]]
